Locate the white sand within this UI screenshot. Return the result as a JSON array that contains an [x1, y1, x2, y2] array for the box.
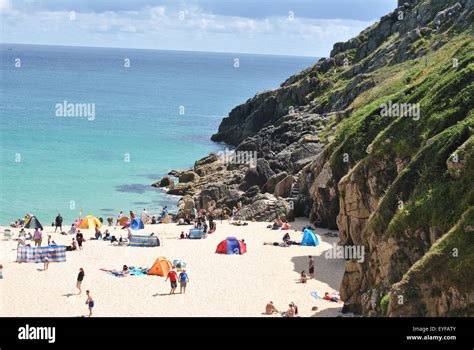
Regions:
[[0, 218, 344, 317]]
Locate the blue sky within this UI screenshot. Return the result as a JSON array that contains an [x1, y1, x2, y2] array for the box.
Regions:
[[0, 0, 396, 57]]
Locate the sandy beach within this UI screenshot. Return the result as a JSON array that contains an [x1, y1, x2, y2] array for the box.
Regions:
[[0, 218, 344, 317]]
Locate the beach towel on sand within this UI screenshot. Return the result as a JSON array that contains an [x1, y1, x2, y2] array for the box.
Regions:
[[101, 267, 149, 277]]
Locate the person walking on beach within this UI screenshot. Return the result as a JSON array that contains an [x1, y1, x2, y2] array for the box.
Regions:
[[54, 213, 63, 233], [43, 257, 49, 271], [116, 211, 123, 226], [33, 228, 42, 247], [141, 208, 149, 224], [165, 268, 178, 294], [85, 290, 94, 317], [179, 269, 189, 294], [77, 268, 85, 294], [308, 256, 315, 279]]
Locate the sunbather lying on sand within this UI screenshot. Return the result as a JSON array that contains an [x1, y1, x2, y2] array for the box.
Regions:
[[230, 220, 248, 226], [263, 241, 290, 247], [323, 292, 339, 302]]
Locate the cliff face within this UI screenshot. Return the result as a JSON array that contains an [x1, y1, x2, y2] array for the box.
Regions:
[[202, 0, 474, 316]]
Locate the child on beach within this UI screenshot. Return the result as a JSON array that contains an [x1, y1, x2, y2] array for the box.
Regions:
[[300, 271, 308, 284], [323, 292, 339, 302], [179, 269, 189, 294], [77, 268, 85, 294], [43, 257, 49, 271], [85, 290, 94, 317], [165, 268, 178, 294], [0, 264, 3, 279]]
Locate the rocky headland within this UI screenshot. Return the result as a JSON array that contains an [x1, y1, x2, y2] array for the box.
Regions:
[[153, 0, 474, 316]]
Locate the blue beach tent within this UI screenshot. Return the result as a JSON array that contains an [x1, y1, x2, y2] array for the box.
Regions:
[[301, 228, 319, 246], [130, 218, 145, 230]]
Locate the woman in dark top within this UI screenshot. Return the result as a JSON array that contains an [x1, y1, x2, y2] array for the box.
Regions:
[[76, 231, 84, 250], [76, 268, 85, 295]]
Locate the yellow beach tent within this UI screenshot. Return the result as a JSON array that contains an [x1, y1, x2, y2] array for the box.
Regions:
[[78, 215, 102, 229]]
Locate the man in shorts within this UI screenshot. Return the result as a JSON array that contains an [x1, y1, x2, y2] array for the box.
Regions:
[[85, 290, 94, 317], [179, 269, 189, 294], [165, 268, 178, 294]]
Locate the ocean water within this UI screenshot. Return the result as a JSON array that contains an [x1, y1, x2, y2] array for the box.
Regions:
[[0, 44, 315, 225]]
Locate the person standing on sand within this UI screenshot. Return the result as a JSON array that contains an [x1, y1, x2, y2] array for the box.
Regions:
[[43, 257, 49, 271], [141, 208, 149, 224], [0, 264, 4, 279], [308, 256, 315, 279], [179, 269, 189, 294], [33, 228, 42, 247], [54, 213, 63, 233], [76, 231, 84, 250], [165, 268, 178, 294], [85, 290, 94, 317], [77, 268, 85, 294], [116, 211, 123, 226]]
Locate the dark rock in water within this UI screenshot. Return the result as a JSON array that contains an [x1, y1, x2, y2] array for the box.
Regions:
[[153, 176, 174, 188], [168, 169, 182, 177], [179, 171, 199, 183], [194, 153, 219, 167]]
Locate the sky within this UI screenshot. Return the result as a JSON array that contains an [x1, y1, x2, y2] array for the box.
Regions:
[[0, 0, 396, 57]]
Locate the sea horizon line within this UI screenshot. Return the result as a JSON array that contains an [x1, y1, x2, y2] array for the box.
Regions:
[[0, 42, 319, 60]]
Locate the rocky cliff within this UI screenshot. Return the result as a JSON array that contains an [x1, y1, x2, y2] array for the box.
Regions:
[[155, 0, 474, 316]]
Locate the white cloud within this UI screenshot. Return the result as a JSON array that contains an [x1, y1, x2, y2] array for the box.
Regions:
[[0, 0, 12, 12], [0, 4, 374, 56]]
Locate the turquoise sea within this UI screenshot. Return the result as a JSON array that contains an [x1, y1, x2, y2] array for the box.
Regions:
[[0, 44, 315, 225]]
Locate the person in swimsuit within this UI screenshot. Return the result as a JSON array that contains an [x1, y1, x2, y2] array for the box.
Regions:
[[85, 290, 94, 317]]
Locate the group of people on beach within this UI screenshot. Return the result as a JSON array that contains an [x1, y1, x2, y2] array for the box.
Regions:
[[265, 301, 299, 317], [177, 208, 217, 236], [165, 267, 190, 294]]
